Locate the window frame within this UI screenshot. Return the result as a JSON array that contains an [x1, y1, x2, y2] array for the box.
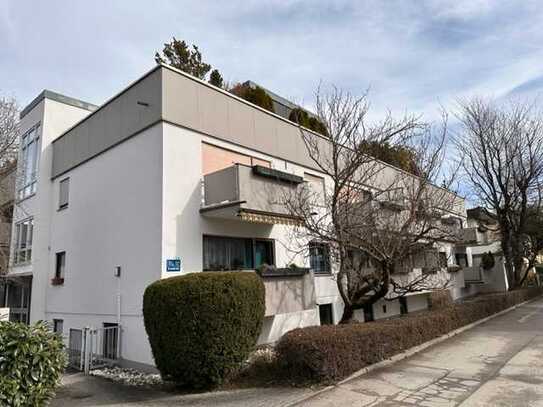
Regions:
[[202, 234, 276, 271], [13, 218, 33, 265], [58, 177, 70, 210], [309, 241, 331, 275], [55, 251, 66, 280], [18, 124, 40, 201], [53, 319, 63, 335]]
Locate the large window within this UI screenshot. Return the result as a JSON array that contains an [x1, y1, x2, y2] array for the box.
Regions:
[[203, 235, 274, 271], [14, 218, 33, 265], [19, 125, 40, 200], [309, 242, 331, 274]]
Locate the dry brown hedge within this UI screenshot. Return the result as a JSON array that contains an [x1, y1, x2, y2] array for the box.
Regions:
[[276, 288, 543, 383]]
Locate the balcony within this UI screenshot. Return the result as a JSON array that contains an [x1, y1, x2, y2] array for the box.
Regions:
[[457, 227, 478, 244], [259, 268, 316, 316], [200, 164, 304, 225]]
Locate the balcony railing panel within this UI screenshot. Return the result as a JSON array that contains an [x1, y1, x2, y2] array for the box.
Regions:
[[202, 164, 303, 223]]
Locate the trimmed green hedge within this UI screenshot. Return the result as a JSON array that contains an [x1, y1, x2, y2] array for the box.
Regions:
[[0, 321, 67, 406], [143, 271, 265, 388], [277, 288, 543, 383]]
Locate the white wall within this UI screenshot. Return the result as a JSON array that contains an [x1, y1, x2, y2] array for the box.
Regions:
[[45, 124, 163, 365], [11, 98, 92, 323]]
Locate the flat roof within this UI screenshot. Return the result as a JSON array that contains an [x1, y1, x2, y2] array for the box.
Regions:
[[20, 89, 98, 119]]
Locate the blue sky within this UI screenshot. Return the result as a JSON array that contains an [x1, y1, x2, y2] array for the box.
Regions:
[[2, 0, 543, 120]]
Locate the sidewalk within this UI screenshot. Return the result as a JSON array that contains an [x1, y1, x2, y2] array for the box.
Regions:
[[53, 297, 543, 406]]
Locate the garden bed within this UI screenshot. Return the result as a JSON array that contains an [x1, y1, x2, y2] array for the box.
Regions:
[[276, 288, 543, 384]]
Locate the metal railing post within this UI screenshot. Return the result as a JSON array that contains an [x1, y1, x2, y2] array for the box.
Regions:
[[83, 327, 92, 375], [116, 325, 122, 360]]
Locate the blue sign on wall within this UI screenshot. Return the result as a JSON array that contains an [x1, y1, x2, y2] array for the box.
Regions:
[[166, 259, 181, 272]]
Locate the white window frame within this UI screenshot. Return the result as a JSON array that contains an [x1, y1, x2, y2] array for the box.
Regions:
[[18, 124, 40, 200], [13, 218, 33, 265]]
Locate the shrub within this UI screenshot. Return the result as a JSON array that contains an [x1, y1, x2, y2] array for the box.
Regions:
[[288, 108, 328, 136], [428, 289, 453, 309], [143, 271, 265, 388], [0, 321, 67, 406], [230, 83, 275, 113], [481, 251, 495, 270], [276, 288, 543, 383]]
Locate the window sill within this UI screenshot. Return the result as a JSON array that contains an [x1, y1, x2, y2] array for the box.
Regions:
[[51, 277, 64, 286], [314, 272, 332, 277], [12, 261, 32, 267], [57, 205, 68, 212]]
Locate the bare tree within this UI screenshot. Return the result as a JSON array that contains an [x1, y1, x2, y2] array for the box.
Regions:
[[454, 98, 543, 289], [0, 95, 19, 164], [0, 94, 19, 275], [283, 87, 460, 323]]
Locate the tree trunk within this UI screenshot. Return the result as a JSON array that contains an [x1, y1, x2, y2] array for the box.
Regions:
[[339, 305, 355, 324], [500, 230, 515, 290]]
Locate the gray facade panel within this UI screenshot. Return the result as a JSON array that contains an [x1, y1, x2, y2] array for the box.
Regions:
[[51, 68, 162, 178], [161, 67, 325, 172]]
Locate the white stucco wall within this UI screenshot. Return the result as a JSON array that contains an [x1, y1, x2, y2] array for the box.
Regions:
[[11, 98, 92, 323], [45, 124, 163, 365]]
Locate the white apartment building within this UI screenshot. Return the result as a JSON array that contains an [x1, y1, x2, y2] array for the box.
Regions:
[[2, 65, 504, 370]]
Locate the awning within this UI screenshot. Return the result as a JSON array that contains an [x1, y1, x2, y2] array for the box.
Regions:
[[200, 201, 302, 226], [238, 209, 302, 226]]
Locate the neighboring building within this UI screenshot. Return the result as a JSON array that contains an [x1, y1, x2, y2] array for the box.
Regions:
[[3, 65, 502, 370], [458, 207, 509, 293], [0, 160, 20, 320]]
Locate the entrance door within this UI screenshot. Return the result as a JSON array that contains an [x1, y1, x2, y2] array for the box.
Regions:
[[399, 297, 408, 315], [319, 304, 334, 325], [103, 323, 119, 360], [363, 303, 374, 322], [6, 276, 32, 323]]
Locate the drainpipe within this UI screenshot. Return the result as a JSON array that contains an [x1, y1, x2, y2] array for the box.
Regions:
[[114, 266, 121, 324]]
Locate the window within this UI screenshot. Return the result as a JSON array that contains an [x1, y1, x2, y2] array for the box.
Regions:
[[319, 304, 334, 325], [309, 242, 331, 274], [59, 178, 70, 209], [14, 218, 33, 265], [55, 252, 66, 279], [53, 319, 63, 335], [304, 173, 326, 206], [203, 235, 275, 271], [18, 125, 40, 200], [382, 304, 387, 314]]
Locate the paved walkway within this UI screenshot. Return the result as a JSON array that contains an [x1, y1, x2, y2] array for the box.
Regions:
[[297, 297, 543, 406], [52, 298, 543, 406]]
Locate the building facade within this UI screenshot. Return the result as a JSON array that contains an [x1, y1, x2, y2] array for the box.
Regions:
[[4, 65, 504, 369]]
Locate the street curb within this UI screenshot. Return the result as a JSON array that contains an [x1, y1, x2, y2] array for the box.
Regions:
[[284, 295, 542, 406]]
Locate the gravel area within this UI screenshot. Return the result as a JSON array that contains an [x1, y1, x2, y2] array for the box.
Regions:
[[90, 366, 163, 387]]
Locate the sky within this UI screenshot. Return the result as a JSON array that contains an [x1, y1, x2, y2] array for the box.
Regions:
[[2, 0, 543, 121]]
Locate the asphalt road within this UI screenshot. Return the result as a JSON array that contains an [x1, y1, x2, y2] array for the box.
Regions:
[[52, 297, 543, 406], [297, 297, 543, 407]]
